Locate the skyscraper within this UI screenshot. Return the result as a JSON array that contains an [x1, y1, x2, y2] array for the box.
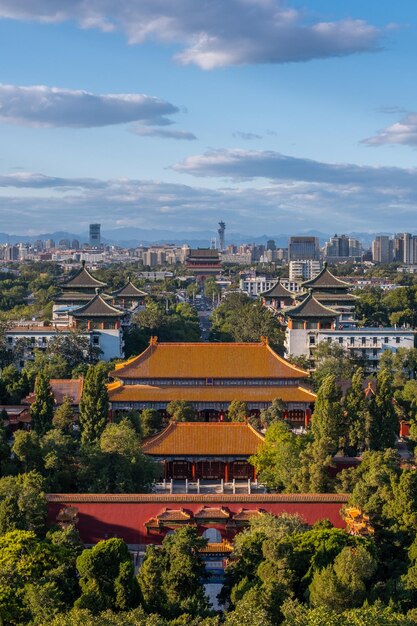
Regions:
[[288, 236, 320, 260], [89, 223, 101, 247]]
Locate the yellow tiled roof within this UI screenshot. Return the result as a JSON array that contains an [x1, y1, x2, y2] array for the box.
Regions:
[[142, 422, 265, 456], [111, 340, 309, 380], [108, 382, 316, 404]]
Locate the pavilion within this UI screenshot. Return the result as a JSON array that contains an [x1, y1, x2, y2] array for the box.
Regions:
[[108, 337, 316, 426], [142, 421, 264, 480]]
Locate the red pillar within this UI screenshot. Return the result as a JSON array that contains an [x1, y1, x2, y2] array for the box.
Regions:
[[305, 408, 311, 428], [163, 461, 168, 480], [191, 462, 196, 479], [224, 462, 229, 482]]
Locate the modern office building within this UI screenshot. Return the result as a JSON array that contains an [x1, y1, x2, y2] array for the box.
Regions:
[[89, 223, 101, 247], [288, 236, 320, 261]]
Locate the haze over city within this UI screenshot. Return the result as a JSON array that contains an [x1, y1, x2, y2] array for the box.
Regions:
[[1, 1, 417, 235]]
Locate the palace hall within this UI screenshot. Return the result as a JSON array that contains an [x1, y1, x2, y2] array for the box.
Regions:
[[108, 337, 316, 425]]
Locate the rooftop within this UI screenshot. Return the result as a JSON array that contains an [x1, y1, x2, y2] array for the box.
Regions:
[[301, 264, 351, 290], [261, 281, 295, 299], [62, 262, 107, 290], [142, 421, 265, 456], [24, 378, 83, 405], [112, 339, 309, 380], [111, 281, 147, 298], [72, 294, 123, 318], [283, 291, 339, 319], [108, 382, 316, 404]]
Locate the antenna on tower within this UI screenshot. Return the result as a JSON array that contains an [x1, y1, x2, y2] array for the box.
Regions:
[[218, 221, 226, 251]]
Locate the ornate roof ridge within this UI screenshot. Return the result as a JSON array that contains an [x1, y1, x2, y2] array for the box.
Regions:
[[261, 280, 294, 298], [111, 280, 148, 298], [283, 291, 339, 318], [47, 493, 350, 503], [301, 263, 351, 289]]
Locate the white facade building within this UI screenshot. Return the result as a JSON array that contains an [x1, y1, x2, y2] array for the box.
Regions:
[[285, 326, 414, 372], [289, 260, 321, 282]]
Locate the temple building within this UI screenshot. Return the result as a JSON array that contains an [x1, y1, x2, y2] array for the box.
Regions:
[[299, 263, 357, 327], [50, 263, 147, 360], [108, 337, 316, 426], [185, 249, 222, 279], [261, 280, 295, 310], [142, 421, 264, 480], [110, 280, 147, 311]]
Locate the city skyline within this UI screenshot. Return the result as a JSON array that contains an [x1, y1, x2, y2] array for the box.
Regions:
[[1, 1, 417, 234]]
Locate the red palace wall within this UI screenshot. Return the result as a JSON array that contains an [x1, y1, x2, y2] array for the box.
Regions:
[[47, 493, 349, 545]]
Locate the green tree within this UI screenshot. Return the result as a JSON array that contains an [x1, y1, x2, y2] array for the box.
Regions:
[[312, 343, 358, 391], [11, 430, 42, 472], [138, 527, 209, 619], [0, 471, 47, 535], [53, 396, 76, 433], [140, 408, 163, 437], [311, 374, 344, 455], [228, 400, 249, 422], [166, 400, 197, 422], [344, 367, 367, 454], [249, 421, 306, 492], [30, 372, 55, 435], [259, 399, 288, 429], [369, 367, 398, 450], [79, 365, 109, 445], [309, 545, 376, 611], [75, 538, 140, 613]]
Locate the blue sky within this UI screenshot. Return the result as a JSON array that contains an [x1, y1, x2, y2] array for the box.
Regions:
[[0, 1, 416, 238]]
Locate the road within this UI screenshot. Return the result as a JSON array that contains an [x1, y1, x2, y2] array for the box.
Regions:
[[193, 298, 212, 341]]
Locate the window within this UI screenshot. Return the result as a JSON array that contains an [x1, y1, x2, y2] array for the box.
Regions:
[[327, 337, 332, 343], [309, 336, 316, 345], [384, 337, 389, 344], [396, 337, 401, 344], [350, 337, 355, 345], [373, 349, 378, 357], [373, 337, 377, 346], [7, 337, 12, 344], [92, 336, 100, 345], [339, 337, 343, 344], [361, 337, 366, 346]]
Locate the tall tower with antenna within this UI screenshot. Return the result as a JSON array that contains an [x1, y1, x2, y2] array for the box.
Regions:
[[218, 221, 226, 251]]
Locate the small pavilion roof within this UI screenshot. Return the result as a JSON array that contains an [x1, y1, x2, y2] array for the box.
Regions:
[[261, 281, 294, 299], [111, 281, 147, 298], [54, 291, 96, 303], [283, 291, 339, 319], [301, 264, 351, 290], [72, 294, 123, 318], [107, 382, 316, 404], [111, 338, 309, 380], [142, 422, 265, 456], [63, 262, 107, 289]]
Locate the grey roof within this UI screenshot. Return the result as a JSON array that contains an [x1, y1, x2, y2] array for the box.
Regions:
[[72, 294, 123, 318], [301, 264, 350, 290], [283, 291, 339, 319], [261, 281, 295, 299], [63, 262, 107, 289], [111, 281, 147, 298], [54, 292, 95, 303]]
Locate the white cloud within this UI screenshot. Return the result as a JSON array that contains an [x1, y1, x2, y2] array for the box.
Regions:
[[172, 148, 417, 188], [0, 84, 178, 127], [132, 126, 197, 140], [363, 113, 417, 147], [1, 166, 417, 234], [0, 1, 386, 69]]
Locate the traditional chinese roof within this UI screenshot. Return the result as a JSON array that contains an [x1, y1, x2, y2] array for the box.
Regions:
[[24, 378, 83, 405], [305, 292, 357, 304], [187, 249, 220, 259], [199, 540, 233, 553], [62, 262, 107, 289], [261, 281, 294, 299], [283, 291, 339, 319], [194, 506, 230, 519], [72, 294, 123, 318], [111, 339, 309, 380], [111, 281, 147, 298], [233, 508, 266, 521], [142, 422, 265, 456], [108, 382, 316, 404], [301, 264, 350, 290], [54, 291, 96, 303], [156, 508, 192, 522]]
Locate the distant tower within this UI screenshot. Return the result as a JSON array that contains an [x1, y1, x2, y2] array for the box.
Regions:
[[218, 221, 226, 251], [89, 223, 101, 247]]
